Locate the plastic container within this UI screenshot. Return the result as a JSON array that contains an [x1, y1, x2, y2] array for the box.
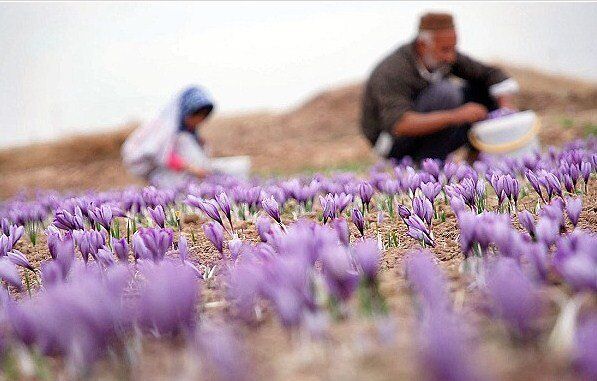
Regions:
[[469, 110, 541, 158], [210, 156, 252, 179]]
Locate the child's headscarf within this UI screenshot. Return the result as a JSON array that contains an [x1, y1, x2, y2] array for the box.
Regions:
[[178, 86, 214, 131]]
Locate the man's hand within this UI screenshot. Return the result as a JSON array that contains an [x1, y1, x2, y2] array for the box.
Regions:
[[450, 102, 488, 124]]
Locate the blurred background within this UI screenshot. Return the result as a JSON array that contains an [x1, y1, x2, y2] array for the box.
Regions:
[[0, 1, 596, 196]]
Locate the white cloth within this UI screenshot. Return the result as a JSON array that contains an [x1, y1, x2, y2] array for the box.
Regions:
[[121, 96, 180, 177]]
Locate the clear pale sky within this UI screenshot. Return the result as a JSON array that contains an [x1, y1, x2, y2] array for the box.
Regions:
[[1, 1, 596, 147]]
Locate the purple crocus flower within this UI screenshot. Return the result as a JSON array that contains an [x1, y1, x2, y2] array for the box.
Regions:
[[7, 250, 34, 271], [88, 204, 115, 230], [553, 230, 596, 291], [132, 227, 173, 262], [525, 170, 544, 202], [485, 258, 542, 338], [73, 229, 106, 263], [580, 161, 591, 186], [535, 217, 560, 247], [0, 235, 11, 257], [405, 249, 449, 311], [0, 257, 22, 290], [111, 237, 129, 262], [255, 216, 272, 242], [397, 204, 411, 220], [352, 238, 381, 281], [565, 197, 582, 227], [320, 244, 359, 301], [147, 205, 166, 228], [422, 158, 441, 180], [261, 195, 282, 224], [186, 196, 223, 227], [215, 192, 233, 226], [332, 218, 350, 246], [358, 181, 375, 210], [53, 207, 84, 231], [137, 261, 199, 335], [405, 214, 435, 247], [333, 193, 353, 215], [420, 181, 442, 204], [3, 224, 24, 248], [320, 194, 335, 223], [517, 210, 536, 238], [203, 222, 225, 256], [413, 195, 433, 227], [47, 229, 75, 275], [351, 207, 365, 237], [95, 246, 116, 268], [448, 195, 467, 216]]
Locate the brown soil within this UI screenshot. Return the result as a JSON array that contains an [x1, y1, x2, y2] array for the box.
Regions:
[[1, 65, 596, 199]]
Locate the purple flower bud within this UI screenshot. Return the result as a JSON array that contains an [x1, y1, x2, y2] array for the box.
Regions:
[[40, 260, 64, 287], [535, 217, 559, 247], [332, 218, 350, 246], [333, 193, 353, 215], [138, 261, 199, 335], [525, 170, 544, 201], [413, 195, 433, 227], [261, 196, 281, 224], [422, 158, 441, 179], [320, 194, 335, 223], [7, 250, 34, 271], [5, 224, 24, 248], [203, 222, 225, 256], [147, 205, 166, 228], [517, 210, 536, 237], [545, 172, 563, 198], [88, 204, 115, 230], [358, 182, 375, 208], [321, 245, 359, 301], [449, 195, 467, 216], [406, 215, 434, 247], [95, 246, 116, 267], [351, 207, 365, 237], [255, 216, 272, 242], [420, 181, 442, 203], [47, 229, 75, 275], [73, 229, 106, 262], [53, 207, 84, 231], [111, 237, 129, 262], [215, 192, 232, 223], [405, 249, 449, 311], [565, 197, 582, 227], [486, 258, 542, 337], [353, 238, 381, 280], [563, 174, 575, 193], [186, 196, 223, 226], [580, 161, 591, 184], [0, 257, 22, 290], [132, 227, 173, 262], [397, 204, 411, 219]]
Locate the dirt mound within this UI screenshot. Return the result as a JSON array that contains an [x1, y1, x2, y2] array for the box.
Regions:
[[1, 65, 596, 198]]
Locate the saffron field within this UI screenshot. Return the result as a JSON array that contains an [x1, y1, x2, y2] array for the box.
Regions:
[[0, 139, 595, 380]]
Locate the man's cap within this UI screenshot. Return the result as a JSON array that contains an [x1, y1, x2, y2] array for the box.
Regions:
[[418, 12, 455, 32]]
